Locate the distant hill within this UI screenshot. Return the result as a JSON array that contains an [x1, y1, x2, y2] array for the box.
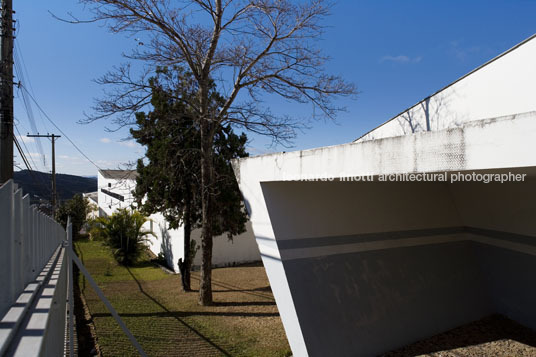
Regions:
[[14, 170, 97, 203]]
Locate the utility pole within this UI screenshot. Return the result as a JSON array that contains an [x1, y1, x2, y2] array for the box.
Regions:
[[27, 133, 61, 213], [0, 0, 14, 184]]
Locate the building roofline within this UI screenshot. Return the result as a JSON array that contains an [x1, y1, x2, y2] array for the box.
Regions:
[[98, 169, 138, 180], [354, 32, 536, 142]]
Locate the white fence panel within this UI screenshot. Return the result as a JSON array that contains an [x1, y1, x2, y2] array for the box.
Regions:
[[1, 179, 147, 356], [0, 179, 67, 356]]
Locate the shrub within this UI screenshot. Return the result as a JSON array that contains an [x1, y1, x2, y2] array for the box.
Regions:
[[92, 209, 154, 265], [55, 194, 90, 239]]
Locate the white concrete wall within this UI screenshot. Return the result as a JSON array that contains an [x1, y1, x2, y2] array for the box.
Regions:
[[96, 171, 260, 272], [145, 212, 260, 271], [82, 193, 99, 220], [191, 221, 260, 268], [235, 112, 536, 356], [356, 34, 536, 142], [234, 34, 536, 355]]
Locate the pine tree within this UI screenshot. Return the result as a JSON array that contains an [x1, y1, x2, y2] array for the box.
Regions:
[[131, 68, 248, 293]]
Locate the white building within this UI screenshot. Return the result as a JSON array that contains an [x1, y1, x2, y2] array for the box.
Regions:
[[82, 191, 99, 220], [97, 169, 260, 272], [234, 34, 536, 356]]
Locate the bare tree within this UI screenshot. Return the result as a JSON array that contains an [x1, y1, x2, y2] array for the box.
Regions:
[[72, 0, 356, 305]]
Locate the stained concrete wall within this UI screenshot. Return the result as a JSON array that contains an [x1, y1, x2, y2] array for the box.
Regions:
[[235, 112, 536, 356]]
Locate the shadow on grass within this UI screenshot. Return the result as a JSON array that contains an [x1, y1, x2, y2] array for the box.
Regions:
[[213, 301, 276, 307], [92, 310, 280, 318], [130, 260, 157, 269], [125, 267, 233, 356], [191, 275, 275, 301], [73, 264, 101, 357]]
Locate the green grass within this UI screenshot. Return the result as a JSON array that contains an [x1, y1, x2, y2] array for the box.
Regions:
[[75, 239, 291, 357], [76, 240, 167, 283]]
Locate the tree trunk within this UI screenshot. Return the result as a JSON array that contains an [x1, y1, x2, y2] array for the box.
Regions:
[[181, 191, 192, 291], [199, 105, 215, 306]]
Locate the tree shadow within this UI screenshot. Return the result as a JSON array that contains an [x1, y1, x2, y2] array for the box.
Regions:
[[73, 264, 101, 356], [191, 274, 275, 301], [159, 225, 175, 270], [125, 267, 232, 356], [91, 310, 280, 318], [213, 301, 276, 307], [131, 260, 157, 269]]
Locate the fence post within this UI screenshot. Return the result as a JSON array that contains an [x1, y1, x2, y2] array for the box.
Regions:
[[39, 213, 44, 269], [13, 188, 24, 299], [67, 217, 75, 357], [22, 195, 32, 285], [31, 206, 38, 281]]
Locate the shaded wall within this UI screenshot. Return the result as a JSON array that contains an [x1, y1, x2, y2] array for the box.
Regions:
[[450, 179, 536, 330], [261, 177, 536, 356]]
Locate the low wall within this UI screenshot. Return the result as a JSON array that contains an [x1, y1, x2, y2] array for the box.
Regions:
[[144, 213, 260, 272]]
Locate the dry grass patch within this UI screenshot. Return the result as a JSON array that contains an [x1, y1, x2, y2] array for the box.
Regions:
[[75, 239, 290, 356]]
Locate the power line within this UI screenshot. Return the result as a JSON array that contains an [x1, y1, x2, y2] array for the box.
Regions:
[[14, 121, 39, 173], [27, 133, 60, 212], [14, 96, 48, 172], [14, 123, 52, 195], [13, 133, 51, 200], [13, 40, 49, 170], [13, 134, 33, 171], [19, 84, 103, 171], [14, 39, 52, 135]]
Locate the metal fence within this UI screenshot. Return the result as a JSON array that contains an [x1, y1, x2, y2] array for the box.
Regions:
[[0, 179, 67, 356], [0, 179, 147, 357]]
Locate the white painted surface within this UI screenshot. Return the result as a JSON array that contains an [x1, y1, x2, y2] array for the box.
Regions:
[[0, 180, 66, 356], [97, 171, 260, 272], [83, 192, 99, 220], [0, 180, 64, 318], [236, 112, 536, 184], [233, 35, 536, 355], [356, 34, 536, 142], [234, 112, 536, 356]]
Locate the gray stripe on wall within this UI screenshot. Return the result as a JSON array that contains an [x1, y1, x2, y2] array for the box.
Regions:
[[466, 227, 536, 247], [277, 226, 536, 251], [277, 227, 466, 250]]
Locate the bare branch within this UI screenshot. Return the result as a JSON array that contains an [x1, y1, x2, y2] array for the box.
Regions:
[[48, 10, 98, 24], [77, 0, 356, 140]]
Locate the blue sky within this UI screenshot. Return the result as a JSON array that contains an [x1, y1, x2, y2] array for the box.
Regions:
[[11, 0, 536, 176]]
